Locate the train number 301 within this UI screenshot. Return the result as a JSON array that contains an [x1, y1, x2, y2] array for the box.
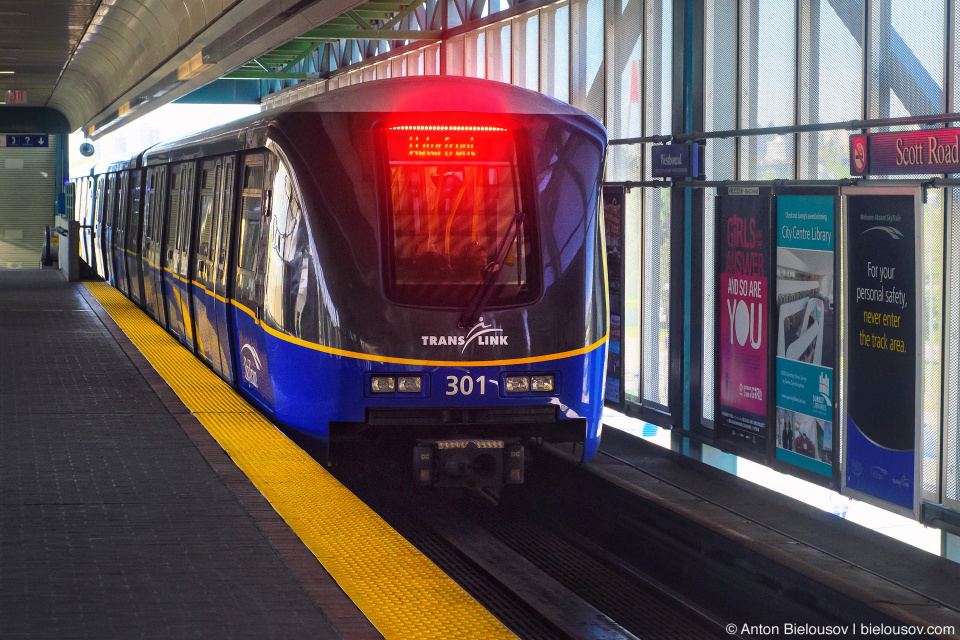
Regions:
[[445, 375, 487, 396]]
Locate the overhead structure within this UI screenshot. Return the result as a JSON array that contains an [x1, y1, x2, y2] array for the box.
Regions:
[[0, 0, 520, 137], [225, 0, 518, 97], [224, 0, 442, 84], [0, 0, 368, 138]]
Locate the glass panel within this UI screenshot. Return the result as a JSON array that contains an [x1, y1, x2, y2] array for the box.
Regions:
[[486, 24, 511, 83], [216, 160, 235, 288], [947, 189, 960, 508], [513, 13, 540, 91], [447, 37, 465, 75], [381, 124, 535, 307], [643, 187, 670, 407], [705, 0, 736, 180], [606, 0, 643, 140], [796, 0, 863, 179], [571, 0, 604, 122], [264, 163, 319, 342], [703, 188, 717, 421], [126, 171, 141, 252], [740, 0, 795, 178], [407, 51, 423, 76], [643, 0, 671, 407], [922, 190, 944, 501], [239, 165, 264, 273], [541, 3, 570, 103], [465, 32, 486, 78], [869, 0, 944, 119], [236, 160, 265, 307], [624, 187, 643, 403], [425, 45, 440, 75], [645, 0, 671, 138], [196, 162, 219, 284], [166, 168, 181, 271]]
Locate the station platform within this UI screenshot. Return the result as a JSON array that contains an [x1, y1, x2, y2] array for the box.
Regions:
[[0, 271, 514, 640], [5, 269, 960, 639]]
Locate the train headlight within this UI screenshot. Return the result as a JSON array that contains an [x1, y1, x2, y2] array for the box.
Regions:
[[504, 376, 530, 393], [370, 376, 396, 393], [530, 375, 555, 392], [397, 375, 422, 393]]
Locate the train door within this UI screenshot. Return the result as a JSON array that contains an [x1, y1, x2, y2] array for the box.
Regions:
[[164, 165, 186, 342], [76, 178, 88, 266], [192, 159, 225, 373], [233, 153, 273, 408], [93, 174, 108, 279], [212, 155, 237, 385], [142, 166, 167, 325], [78, 178, 91, 267], [177, 162, 197, 354], [115, 172, 130, 296], [126, 170, 144, 304], [104, 174, 116, 285]]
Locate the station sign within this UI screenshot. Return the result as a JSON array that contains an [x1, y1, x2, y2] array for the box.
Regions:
[[850, 128, 960, 175], [1, 134, 49, 148], [651, 143, 703, 179]]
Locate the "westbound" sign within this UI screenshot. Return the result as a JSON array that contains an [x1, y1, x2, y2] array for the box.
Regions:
[[850, 129, 960, 175]]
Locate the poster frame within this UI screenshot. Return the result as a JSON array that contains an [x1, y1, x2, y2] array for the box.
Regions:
[[769, 187, 841, 490], [840, 186, 923, 519], [714, 186, 775, 464]]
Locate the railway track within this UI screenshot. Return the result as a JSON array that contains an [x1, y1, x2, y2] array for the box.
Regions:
[[330, 443, 735, 640]]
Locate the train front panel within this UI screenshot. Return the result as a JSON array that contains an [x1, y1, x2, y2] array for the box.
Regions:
[[260, 82, 608, 486]]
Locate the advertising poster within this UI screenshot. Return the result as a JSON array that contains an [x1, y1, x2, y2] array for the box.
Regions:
[[774, 194, 836, 480], [843, 188, 920, 515], [717, 187, 772, 457], [603, 187, 625, 407]]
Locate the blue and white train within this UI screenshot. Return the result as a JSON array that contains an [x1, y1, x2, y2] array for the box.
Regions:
[[73, 77, 609, 487]]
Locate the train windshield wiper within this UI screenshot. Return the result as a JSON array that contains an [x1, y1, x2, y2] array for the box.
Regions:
[[458, 210, 525, 330]]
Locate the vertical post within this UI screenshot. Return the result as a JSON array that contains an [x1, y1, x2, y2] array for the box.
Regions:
[[669, 0, 705, 450]]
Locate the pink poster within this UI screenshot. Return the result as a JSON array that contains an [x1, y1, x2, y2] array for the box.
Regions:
[[717, 187, 771, 455], [719, 274, 767, 415]]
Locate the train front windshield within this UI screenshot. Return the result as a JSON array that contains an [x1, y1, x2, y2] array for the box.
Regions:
[[382, 123, 537, 308]]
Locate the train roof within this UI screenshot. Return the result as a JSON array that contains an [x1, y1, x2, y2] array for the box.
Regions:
[[143, 76, 604, 166]]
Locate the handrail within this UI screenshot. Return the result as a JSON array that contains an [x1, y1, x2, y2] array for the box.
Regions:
[[609, 112, 960, 146]]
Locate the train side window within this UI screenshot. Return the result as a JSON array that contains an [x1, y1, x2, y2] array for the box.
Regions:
[[215, 158, 236, 290], [142, 169, 156, 254], [196, 161, 219, 285], [166, 169, 181, 270], [126, 170, 142, 252], [178, 163, 196, 279], [105, 174, 117, 233], [263, 161, 319, 342], [235, 157, 266, 309]]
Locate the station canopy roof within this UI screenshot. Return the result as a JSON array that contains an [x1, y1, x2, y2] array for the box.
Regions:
[[0, 0, 448, 138]]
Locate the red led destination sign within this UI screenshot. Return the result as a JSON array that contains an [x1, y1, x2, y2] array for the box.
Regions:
[[850, 128, 960, 176]]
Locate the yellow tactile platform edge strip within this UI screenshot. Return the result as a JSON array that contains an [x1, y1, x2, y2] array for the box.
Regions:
[[84, 282, 517, 640]]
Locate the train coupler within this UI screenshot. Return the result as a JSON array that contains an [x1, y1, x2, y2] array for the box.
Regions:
[[414, 438, 524, 487]]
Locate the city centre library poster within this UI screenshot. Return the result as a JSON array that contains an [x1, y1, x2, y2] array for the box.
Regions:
[[774, 194, 836, 481]]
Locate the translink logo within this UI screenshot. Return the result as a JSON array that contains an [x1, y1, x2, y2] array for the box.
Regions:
[[421, 317, 508, 352]]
